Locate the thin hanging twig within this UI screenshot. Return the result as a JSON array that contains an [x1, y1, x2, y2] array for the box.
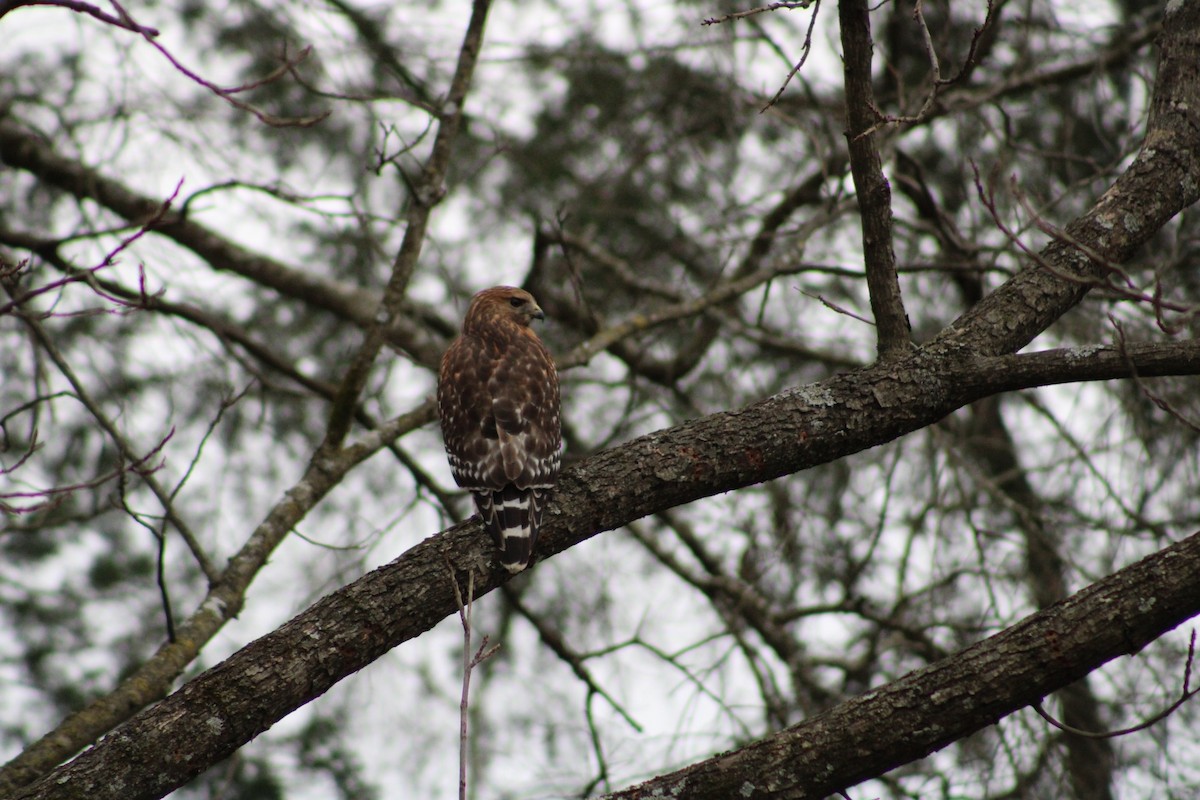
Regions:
[[449, 564, 500, 800]]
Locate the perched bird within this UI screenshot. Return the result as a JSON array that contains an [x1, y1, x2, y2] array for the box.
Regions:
[[437, 286, 562, 572]]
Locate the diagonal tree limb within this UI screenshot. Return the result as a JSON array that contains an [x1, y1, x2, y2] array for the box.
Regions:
[[935, 2, 1200, 356], [3, 288, 218, 582], [602, 526, 1200, 800], [0, 120, 449, 369], [0, 119, 379, 324], [10, 337, 1200, 800], [0, 4, 491, 791], [0, 393, 438, 796]]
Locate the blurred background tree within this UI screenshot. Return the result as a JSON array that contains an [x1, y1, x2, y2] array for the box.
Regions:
[[1, 0, 1198, 798]]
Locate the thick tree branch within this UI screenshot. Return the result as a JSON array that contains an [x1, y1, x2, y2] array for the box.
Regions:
[[604, 527, 1200, 799], [11, 338, 1200, 800]]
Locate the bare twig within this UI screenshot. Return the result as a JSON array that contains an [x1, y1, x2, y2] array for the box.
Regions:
[[8, 305, 218, 578], [942, 0, 998, 85], [578, 693, 613, 796], [1010, 180, 1197, 329], [799, 289, 875, 326], [702, 1, 814, 26], [558, 259, 822, 370], [0, 254, 24, 284], [114, 460, 180, 643], [501, 585, 643, 734], [856, 2, 1000, 137], [1111, 318, 1200, 433], [0, 430, 170, 514], [3, 189, 217, 579], [1033, 630, 1199, 739], [0, 0, 159, 34], [450, 567, 500, 800], [971, 163, 1199, 328], [0, 181, 180, 318], [109, 0, 329, 128], [759, 1, 822, 113], [0, 386, 438, 791]]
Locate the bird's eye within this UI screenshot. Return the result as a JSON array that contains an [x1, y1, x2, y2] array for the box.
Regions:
[[509, 297, 524, 308]]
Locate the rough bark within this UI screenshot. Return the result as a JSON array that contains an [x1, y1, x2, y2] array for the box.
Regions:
[[603, 528, 1200, 800], [840, 0, 911, 359], [935, 1, 1200, 356], [10, 338, 1200, 800]]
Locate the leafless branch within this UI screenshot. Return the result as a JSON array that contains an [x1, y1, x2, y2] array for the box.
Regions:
[[799, 288, 876, 326], [1112, 318, 1200, 434], [0, 0, 158, 34], [4, 285, 217, 580], [839, 0, 911, 359], [558, 259, 821, 370], [109, 0, 329, 128], [0, 181, 180, 318], [1010, 179, 1198, 329], [501, 585, 644, 734], [449, 567, 499, 800], [972, 163, 1199, 327], [702, 1, 814, 26], [321, 0, 491, 450], [857, 2, 1000, 136], [942, 0, 999, 85], [1034, 630, 1199, 739], [0, 429, 170, 514], [759, 1, 822, 113]]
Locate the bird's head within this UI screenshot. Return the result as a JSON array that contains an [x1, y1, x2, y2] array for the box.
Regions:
[[463, 286, 546, 333]]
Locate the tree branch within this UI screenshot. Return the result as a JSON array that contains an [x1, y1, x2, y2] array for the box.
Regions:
[[0, 0, 158, 34], [838, 0, 912, 360], [604, 529, 1200, 799], [935, 1, 1200, 355], [0, 118, 382, 327], [0, 393, 434, 795], [6, 5, 1199, 799], [4, 285, 218, 582], [10, 337, 1200, 800], [322, 0, 491, 447], [0, 123, 459, 369]]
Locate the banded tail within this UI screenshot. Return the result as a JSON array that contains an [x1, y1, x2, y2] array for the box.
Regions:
[[472, 484, 549, 572]]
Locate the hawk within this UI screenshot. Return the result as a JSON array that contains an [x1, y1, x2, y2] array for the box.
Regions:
[[437, 286, 562, 572]]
